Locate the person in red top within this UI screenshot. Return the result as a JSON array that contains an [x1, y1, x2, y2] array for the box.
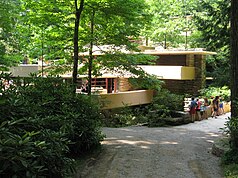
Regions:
[[196, 98, 202, 121]]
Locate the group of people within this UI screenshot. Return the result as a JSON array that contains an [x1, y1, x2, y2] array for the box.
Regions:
[[1, 79, 13, 91], [210, 96, 225, 118], [189, 96, 225, 122]]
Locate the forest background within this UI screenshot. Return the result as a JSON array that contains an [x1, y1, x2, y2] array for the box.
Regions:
[[0, 0, 230, 87], [1, 0, 238, 177]]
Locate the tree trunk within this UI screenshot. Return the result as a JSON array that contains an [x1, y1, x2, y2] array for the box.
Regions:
[[230, 0, 238, 148], [72, 0, 84, 87], [88, 9, 95, 96]]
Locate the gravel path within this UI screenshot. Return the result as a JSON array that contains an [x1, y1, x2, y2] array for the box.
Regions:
[[78, 113, 230, 178]]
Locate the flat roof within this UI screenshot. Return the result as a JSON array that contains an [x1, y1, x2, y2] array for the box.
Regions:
[[142, 50, 217, 55], [79, 50, 217, 56]]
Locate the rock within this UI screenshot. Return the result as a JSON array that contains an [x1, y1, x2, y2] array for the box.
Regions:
[[162, 116, 191, 126]]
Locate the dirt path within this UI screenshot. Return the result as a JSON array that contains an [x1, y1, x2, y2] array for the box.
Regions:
[[76, 113, 229, 178]]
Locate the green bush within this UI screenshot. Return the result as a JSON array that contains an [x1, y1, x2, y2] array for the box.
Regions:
[[146, 89, 184, 127], [101, 89, 185, 127], [101, 104, 151, 127], [199, 86, 231, 101], [101, 107, 138, 127], [223, 163, 238, 178], [0, 120, 73, 177], [223, 117, 238, 150], [152, 89, 184, 111], [0, 74, 104, 177]]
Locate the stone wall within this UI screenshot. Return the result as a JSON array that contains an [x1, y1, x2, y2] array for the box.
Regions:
[[155, 55, 187, 66], [118, 78, 133, 92], [194, 55, 206, 93], [160, 54, 206, 95], [162, 80, 198, 95]]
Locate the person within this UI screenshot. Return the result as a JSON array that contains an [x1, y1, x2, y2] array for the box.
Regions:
[[81, 80, 89, 93], [202, 98, 209, 120], [189, 97, 197, 122], [219, 96, 224, 115], [211, 96, 219, 118], [196, 98, 202, 121]]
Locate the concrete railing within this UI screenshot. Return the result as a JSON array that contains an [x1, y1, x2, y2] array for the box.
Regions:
[[139, 65, 195, 80], [9, 64, 39, 77], [9, 65, 195, 80], [99, 90, 154, 110]]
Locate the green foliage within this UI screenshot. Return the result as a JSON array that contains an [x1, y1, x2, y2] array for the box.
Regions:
[[129, 74, 163, 91], [80, 0, 149, 50], [194, 0, 230, 86], [0, 74, 104, 177], [222, 117, 238, 173], [151, 89, 184, 111], [194, 0, 230, 51], [19, 0, 74, 63], [146, 89, 184, 127], [101, 89, 185, 127], [223, 116, 238, 148], [223, 163, 238, 178], [199, 86, 230, 101], [222, 148, 238, 165], [101, 106, 148, 127], [147, 106, 171, 127], [205, 47, 230, 87], [144, 0, 199, 48], [0, 0, 23, 69], [97, 53, 162, 90], [0, 121, 73, 177]]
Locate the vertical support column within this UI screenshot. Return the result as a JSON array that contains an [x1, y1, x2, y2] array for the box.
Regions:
[[114, 78, 117, 93], [186, 54, 194, 67], [106, 78, 108, 92], [194, 55, 206, 93]]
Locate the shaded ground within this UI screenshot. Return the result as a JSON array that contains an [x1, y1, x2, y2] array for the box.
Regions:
[[75, 113, 230, 178]]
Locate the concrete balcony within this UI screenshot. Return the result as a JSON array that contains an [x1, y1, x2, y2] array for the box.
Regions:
[[99, 90, 154, 109], [9, 64, 195, 80], [9, 64, 39, 77], [139, 65, 195, 80]]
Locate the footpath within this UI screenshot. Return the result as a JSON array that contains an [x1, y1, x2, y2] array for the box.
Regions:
[[76, 113, 230, 178]]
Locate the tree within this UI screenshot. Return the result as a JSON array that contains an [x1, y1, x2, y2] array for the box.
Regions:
[[0, 0, 22, 70], [73, 0, 84, 85], [143, 0, 198, 49], [194, 0, 230, 87], [78, 0, 154, 95], [230, 0, 238, 149], [21, 0, 75, 66]]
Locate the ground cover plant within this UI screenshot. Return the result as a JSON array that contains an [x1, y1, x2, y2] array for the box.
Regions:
[[223, 163, 238, 178], [146, 89, 186, 127], [101, 89, 185, 127], [222, 116, 238, 178], [0, 73, 104, 177]]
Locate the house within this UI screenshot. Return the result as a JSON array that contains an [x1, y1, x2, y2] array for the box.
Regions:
[[7, 49, 216, 109], [75, 49, 216, 95], [140, 50, 216, 95]]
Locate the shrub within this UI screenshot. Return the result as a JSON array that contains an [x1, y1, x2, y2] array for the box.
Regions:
[[101, 104, 152, 127], [101, 107, 139, 127], [146, 89, 184, 127], [0, 120, 73, 177], [101, 89, 185, 127], [0, 74, 104, 177], [223, 163, 238, 178], [199, 86, 231, 101], [223, 116, 238, 150], [221, 116, 238, 178]]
